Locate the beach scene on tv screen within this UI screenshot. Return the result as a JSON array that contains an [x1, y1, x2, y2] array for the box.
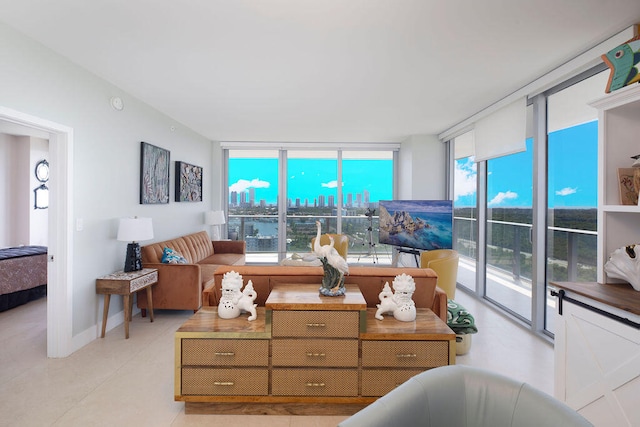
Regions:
[[379, 200, 453, 251]]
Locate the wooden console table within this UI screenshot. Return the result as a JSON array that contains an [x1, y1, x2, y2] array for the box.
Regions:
[[96, 268, 158, 339], [174, 283, 455, 415]]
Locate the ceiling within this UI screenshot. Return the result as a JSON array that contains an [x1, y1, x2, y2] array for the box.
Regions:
[[1, 0, 640, 143]]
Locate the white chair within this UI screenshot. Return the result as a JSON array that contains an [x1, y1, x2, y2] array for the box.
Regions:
[[338, 365, 593, 427]]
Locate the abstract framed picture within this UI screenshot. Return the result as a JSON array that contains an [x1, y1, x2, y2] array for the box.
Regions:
[[140, 142, 170, 204], [175, 161, 203, 202]]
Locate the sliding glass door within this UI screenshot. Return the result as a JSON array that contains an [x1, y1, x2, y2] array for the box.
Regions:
[[545, 72, 604, 332], [485, 139, 533, 321]]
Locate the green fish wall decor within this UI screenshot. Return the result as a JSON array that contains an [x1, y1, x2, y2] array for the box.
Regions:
[[602, 34, 640, 93]]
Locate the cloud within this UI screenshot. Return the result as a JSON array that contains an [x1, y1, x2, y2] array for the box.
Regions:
[[454, 159, 477, 200], [556, 187, 577, 196], [488, 191, 518, 206], [229, 178, 270, 193], [321, 180, 339, 188]]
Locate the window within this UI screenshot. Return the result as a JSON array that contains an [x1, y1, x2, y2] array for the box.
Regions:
[[226, 146, 395, 263], [286, 150, 338, 255], [485, 137, 533, 321], [342, 151, 394, 263], [453, 155, 477, 292], [544, 71, 604, 332], [227, 150, 279, 261]]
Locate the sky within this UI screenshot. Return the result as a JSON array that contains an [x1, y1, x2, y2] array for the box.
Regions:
[[229, 158, 393, 205], [455, 120, 598, 209]]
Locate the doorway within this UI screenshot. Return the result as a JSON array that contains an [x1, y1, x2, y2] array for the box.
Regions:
[[0, 106, 73, 358]]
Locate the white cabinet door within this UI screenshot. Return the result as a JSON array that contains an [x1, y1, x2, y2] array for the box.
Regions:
[[554, 296, 640, 427]]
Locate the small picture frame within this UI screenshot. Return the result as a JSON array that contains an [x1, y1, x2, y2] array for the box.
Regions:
[[140, 142, 170, 204], [617, 168, 638, 205], [175, 161, 203, 202]]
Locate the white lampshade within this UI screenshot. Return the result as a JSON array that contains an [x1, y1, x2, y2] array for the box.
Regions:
[[205, 210, 226, 225], [117, 217, 154, 242]]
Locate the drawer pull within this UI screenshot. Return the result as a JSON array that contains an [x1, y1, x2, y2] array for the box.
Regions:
[[214, 352, 236, 356], [305, 382, 326, 387], [213, 381, 235, 386], [306, 352, 326, 358], [306, 323, 326, 328], [396, 353, 418, 358]]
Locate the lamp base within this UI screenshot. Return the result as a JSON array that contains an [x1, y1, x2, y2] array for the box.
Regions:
[[124, 242, 142, 272], [211, 225, 221, 241]]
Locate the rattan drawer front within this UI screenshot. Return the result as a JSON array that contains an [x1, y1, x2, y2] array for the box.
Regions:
[[272, 311, 359, 338], [272, 369, 358, 396], [272, 339, 359, 367], [361, 369, 425, 396], [362, 340, 449, 367], [181, 368, 268, 395], [182, 339, 269, 366]]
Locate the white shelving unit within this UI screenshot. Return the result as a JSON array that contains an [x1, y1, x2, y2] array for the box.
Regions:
[[590, 84, 640, 284], [551, 84, 640, 427]]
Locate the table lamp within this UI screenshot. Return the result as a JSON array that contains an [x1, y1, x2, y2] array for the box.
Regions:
[[117, 217, 154, 272], [205, 210, 226, 240]]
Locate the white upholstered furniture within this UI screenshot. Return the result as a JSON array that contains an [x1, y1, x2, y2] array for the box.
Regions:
[[338, 365, 592, 427]]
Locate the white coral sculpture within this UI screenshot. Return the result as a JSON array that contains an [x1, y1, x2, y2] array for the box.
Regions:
[[604, 244, 640, 291]]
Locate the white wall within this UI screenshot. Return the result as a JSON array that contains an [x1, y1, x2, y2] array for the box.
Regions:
[[0, 134, 32, 247], [30, 137, 49, 246], [0, 23, 213, 340], [394, 135, 447, 267], [399, 134, 446, 200], [0, 134, 15, 246], [13, 136, 30, 245]]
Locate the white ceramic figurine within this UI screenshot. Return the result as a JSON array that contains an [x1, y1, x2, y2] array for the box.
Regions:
[[375, 273, 417, 321], [218, 271, 259, 320]]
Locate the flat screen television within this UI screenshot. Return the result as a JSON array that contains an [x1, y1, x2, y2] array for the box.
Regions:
[[378, 200, 453, 251]]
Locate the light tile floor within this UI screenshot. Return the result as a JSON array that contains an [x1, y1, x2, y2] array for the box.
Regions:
[[0, 290, 553, 427]]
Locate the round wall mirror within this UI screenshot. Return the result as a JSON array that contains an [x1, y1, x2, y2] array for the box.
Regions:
[[35, 159, 49, 183]]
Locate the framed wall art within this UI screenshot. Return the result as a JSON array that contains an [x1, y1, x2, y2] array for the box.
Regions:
[[140, 142, 170, 204], [175, 161, 203, 202]]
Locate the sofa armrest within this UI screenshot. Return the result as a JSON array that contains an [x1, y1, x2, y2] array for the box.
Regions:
[[202, 280, 218, 307], [432, 287, 448, 322], [212, 240, 246, 254], [137, 262, 202, 310]]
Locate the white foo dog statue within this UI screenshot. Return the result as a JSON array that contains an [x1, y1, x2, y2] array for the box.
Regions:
[[375, 273, 417, 322], [218, 270, 258, 321]]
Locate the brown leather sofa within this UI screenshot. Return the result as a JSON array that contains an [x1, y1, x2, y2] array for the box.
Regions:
[[138, 231, 245, 315], [204, 265, 447, 321]]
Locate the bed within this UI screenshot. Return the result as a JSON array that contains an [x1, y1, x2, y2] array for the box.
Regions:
[[0, 245, 47, 312]]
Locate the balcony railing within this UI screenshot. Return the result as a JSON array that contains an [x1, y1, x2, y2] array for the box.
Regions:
[[227, 214, 394, 263], [454, 216, 597, 283]]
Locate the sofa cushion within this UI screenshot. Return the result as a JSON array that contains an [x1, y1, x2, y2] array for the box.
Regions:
[[161, 247, 188, 264], [198, 253, 245, 266], [141, 231, 214, 264]]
